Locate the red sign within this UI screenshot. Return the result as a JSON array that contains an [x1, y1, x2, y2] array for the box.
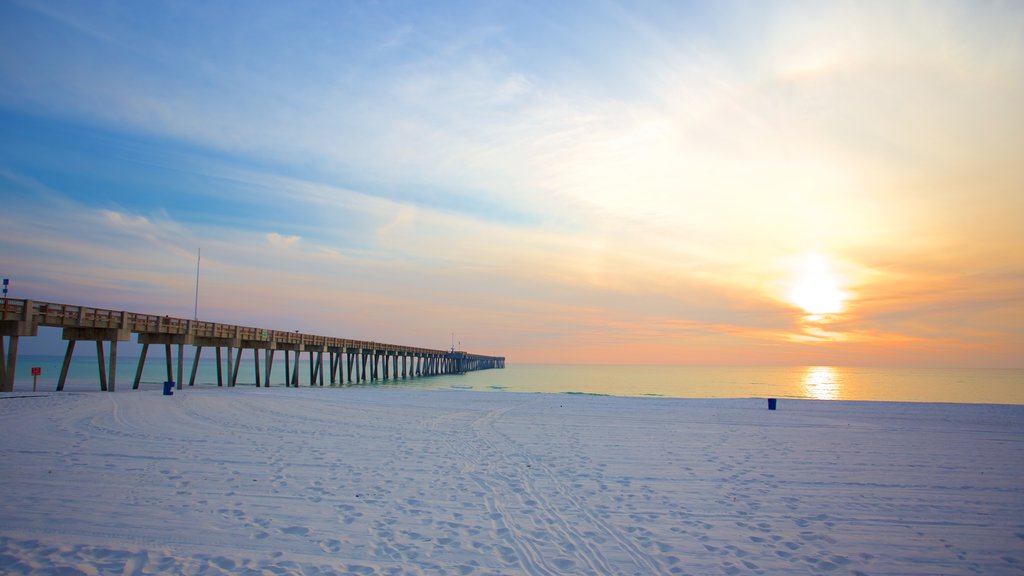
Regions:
[[31, 367, 41, 376]]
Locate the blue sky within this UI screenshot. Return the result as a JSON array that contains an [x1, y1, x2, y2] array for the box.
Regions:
[[1, 0, 1022, 366]]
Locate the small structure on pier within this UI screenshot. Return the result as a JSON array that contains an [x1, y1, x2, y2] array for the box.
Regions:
[[0, 299, 504, 392]]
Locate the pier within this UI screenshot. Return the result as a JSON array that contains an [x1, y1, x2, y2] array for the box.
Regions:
[[0, 299, 505, 392]]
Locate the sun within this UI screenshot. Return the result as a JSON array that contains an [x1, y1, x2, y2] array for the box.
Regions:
[[788, 253, 847, 317]]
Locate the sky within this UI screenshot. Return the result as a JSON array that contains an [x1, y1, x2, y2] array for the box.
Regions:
[[1, 0, 1022, 367]]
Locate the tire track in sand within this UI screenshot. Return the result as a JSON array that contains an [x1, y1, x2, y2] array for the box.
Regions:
[[441, 400, 637, 575], [448, 404, 561, 575], [477, 401, 664, 575]]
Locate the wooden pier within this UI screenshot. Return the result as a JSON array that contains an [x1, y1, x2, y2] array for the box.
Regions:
[[0, 299, 505, 392]]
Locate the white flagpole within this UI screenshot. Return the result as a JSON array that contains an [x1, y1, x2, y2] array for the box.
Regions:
[[193, 248, 201, 320]]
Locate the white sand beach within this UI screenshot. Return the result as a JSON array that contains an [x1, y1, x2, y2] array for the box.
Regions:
[[0, 388, 1021, 575]]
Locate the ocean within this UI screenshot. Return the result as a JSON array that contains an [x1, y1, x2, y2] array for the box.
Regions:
[[7, 354, 1022, 404]]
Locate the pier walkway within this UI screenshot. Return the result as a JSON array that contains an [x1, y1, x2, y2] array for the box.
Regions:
[[0, 298, 504, 392]]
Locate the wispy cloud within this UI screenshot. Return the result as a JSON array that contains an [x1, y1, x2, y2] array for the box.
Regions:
[[265, 233, 301, 250]]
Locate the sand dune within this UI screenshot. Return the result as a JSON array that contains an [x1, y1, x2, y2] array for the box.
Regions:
[[0, 388, 1021, 575]]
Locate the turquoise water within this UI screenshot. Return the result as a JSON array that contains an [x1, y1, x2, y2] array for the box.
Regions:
[[6, 354, 1022, 404]]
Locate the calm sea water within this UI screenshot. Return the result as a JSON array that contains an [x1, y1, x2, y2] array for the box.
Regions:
[[7, 355, 1022, 405]]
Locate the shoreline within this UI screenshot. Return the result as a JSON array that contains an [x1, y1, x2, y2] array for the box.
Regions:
[[4, 377, 1024, 408], [9, 355, 1024, 406]]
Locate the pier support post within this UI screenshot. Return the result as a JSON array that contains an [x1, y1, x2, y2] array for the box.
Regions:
[[111, 340, 119, 390], [0, 335, 18, 392], [56, 340, 75, 391], [96, 341, 107, 391], [216, 347, 224, 386], [164, 343, 173, 383], [253, 348, 261, 388], [226, 346, 234, 387], [0, 338, 6, 391], [189, 346, 203, 387], [264, 349, 274, 387], [231, 348, 242, 387], [133, 343, 150, 390], [177, 343, 184, 390]]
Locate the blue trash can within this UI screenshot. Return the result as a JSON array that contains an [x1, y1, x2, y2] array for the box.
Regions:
[[768, 398, 777, 410], [163, 381, 175, 396]]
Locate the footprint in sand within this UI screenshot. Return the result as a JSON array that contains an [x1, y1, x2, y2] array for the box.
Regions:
[[319, 539, 342, 553]]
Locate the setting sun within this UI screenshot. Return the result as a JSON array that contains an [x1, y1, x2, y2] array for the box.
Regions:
[[789, 254, 847, 317]]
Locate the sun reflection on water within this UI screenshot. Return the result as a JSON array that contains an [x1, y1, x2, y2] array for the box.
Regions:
[[803, 366, 841, 400]]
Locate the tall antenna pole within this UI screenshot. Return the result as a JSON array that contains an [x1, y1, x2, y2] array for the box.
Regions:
[[193, 248, 201, 320]]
